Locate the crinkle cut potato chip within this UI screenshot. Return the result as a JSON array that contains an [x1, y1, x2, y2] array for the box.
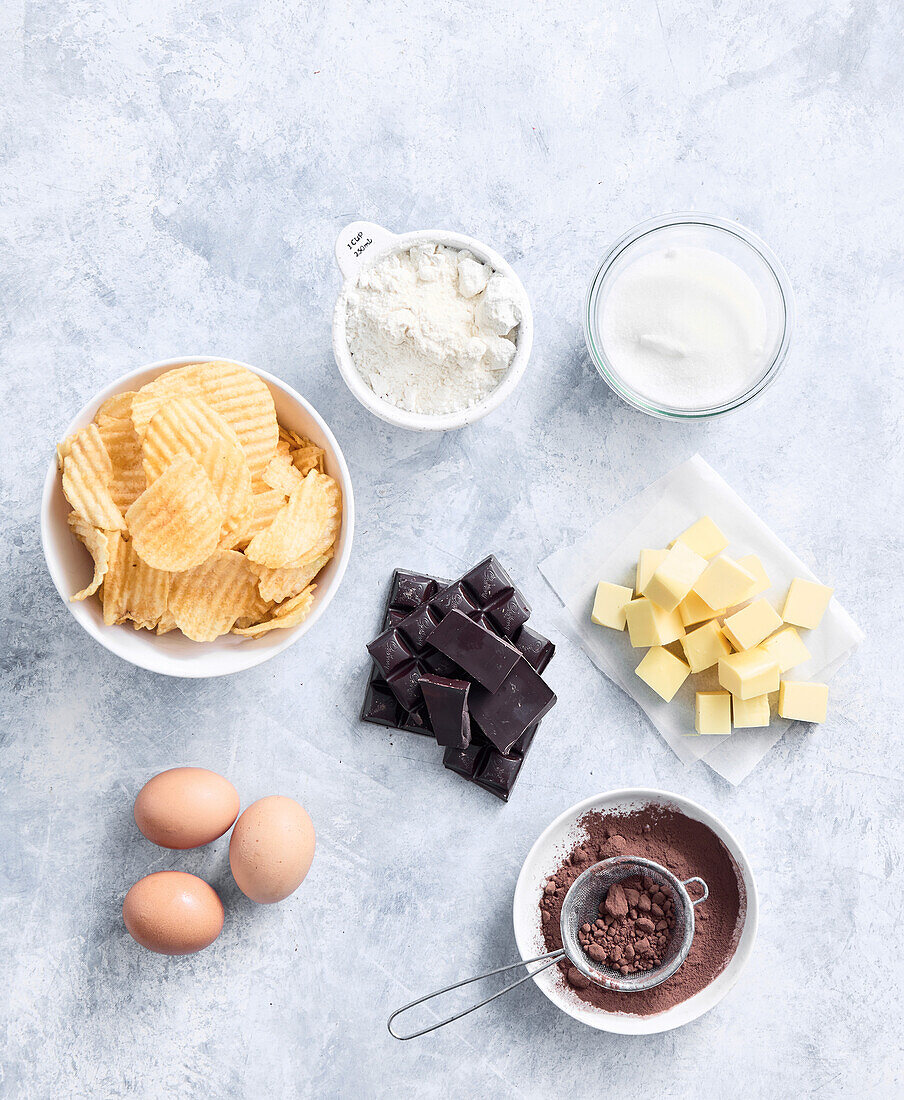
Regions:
[[283, 472, 341, 568], [262, 451, 304, 496], [168, 550, 261, 641], [60, 423, 127, 531], [129, 368, 201, 440], [131, 361, 278, 481], [244, 470, 341, 569], [102, 534, 170, 628], [251, 548, 333, 604], [96, 415, 146, 511], [68, 512, 112, 601], [240, 486, 288, 546], [198, 439, 254, 549], [142, 395, 243, 483], [193, 360, 279, 481], [125, 454, 223, 572], [233, 584, 317, 637], [95, 390, 137, 423]]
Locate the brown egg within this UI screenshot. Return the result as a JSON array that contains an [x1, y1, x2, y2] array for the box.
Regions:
[[134, 767, 240, 849], [229, 796, 315, 904], [123, 871, 224, 955]]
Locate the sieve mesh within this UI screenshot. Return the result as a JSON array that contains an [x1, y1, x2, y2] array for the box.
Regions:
[[560, 856, 699, 993]]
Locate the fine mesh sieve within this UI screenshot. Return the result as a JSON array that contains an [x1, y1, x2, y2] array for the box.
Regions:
[[560, 855, 707, 993], [388, 855, 708, 1039]]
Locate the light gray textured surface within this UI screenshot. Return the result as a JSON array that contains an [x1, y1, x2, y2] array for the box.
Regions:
[[1, 1, 902, 1097]]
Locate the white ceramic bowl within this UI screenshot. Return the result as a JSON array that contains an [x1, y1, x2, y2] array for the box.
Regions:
[[512, 788, 758, 1035], [41, 356, 355, 678], [331, 220, 533, 431]]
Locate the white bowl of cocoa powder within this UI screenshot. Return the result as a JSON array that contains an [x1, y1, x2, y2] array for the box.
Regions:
[[512, 789, 758, 1035]]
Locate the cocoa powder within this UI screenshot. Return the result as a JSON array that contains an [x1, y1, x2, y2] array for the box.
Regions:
[[577, 875, 677, 975], [539, 803, 746, 1016]]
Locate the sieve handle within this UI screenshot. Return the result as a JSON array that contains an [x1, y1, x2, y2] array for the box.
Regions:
[[682, 876, 709, 905], [387, 949, 566, 1040]]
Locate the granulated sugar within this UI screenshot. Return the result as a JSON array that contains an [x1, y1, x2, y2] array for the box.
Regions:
[[345, 242, 522, 415]]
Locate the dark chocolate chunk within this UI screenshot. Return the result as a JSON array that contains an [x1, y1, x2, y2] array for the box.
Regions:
[[442, 741, 488, 779], [512, 625, 556, 673], [360, 680, 401, 728], [429, 581, 479, 620], [425, 610, 521, 692], [390, 572, 439, 612], [468, 657, 557, 754], [484, 590, 531, 638], [397, 602, 442, 648], [418, 675, 471, 749], [460, 557, 516, 605], [474, 751, 523, 802]]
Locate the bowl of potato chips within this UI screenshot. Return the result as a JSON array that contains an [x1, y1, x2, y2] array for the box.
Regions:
[[41, 356, 354, 677]]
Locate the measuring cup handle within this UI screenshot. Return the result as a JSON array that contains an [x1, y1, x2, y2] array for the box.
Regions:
[[334, 220, 397, 280], [682, 876, 709, 905], [387, 949, 566, 1040]]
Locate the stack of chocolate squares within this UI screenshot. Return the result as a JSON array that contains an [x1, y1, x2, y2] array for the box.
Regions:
[[362, 556, 556, 801]]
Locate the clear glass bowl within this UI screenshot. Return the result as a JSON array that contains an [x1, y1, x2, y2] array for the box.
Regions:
[[584, 213, 795, 420]]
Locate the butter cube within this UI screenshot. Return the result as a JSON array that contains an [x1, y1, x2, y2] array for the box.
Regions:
[[625, 598, 685, 648], [782, 578, 833, 630], [636, 549, 668, 594], [694, 555, 757, 612], [635, 647, 690, 702], [695, 691, 732, 734], [722, 599, 783, 651], [672, 516, 728, 560], [778, 680, 828, 722], [737, 554, 771, 600], [762, 626, 811, 673], [680, 620, 731, 673], [591, 581, 634, 630], [678, 590, 726, 627], [643, 541, 707, 612], [718, 648, 780, 700], [732, 693, 771, 728]]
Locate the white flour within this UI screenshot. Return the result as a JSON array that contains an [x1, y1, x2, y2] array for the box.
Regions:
[[345, 242, 522, 415]]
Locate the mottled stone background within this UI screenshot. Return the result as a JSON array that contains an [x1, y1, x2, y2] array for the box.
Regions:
[[1, 1, 902, 1097]]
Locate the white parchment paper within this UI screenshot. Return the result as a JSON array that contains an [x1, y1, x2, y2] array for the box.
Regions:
[[539, 455, 864, 784]]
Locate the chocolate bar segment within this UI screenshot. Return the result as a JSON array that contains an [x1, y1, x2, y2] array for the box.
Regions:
[[468, 657, 557, 754], [512, 625, 556, 674], [418, 675, 471, 749], [425, 610, 521, 692]]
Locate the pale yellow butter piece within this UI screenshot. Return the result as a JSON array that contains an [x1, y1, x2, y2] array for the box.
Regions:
[[694, 555, 757, 612], [782, 578, 833, 630], [737, 554, 771, 600], [591, 581, 633, 630], [722, 599, 783, 651], [718, 647, 780, 700], [778, 680, 828, 722], [678, 590, 725, 628], [635, 646, 690, 702], [680, 620, 731, 673], [672, 516, 728, 560], [636, 549, 667, 594], [642, 541, 707, 612], [762, 626, 811, 673], [695, 691, 732, 734], [625, 598, 685, 648], [732, 693, 771, 728]]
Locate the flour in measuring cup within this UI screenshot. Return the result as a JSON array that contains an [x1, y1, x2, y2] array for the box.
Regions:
[[345, 242, 522, 415]]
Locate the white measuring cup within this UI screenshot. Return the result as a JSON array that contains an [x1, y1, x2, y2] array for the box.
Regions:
[[331, 221, 534, 432]]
